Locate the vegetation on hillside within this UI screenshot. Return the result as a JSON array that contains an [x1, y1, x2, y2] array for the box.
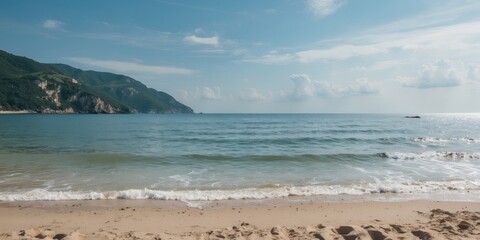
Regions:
[[0, 50, 193, 113], [50, 64, 194, 113]]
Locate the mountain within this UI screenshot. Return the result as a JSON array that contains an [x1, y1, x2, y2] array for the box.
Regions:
[[49, 64, 193, 113], [0, 50, 193, 114], [0, 50, 127, 113]]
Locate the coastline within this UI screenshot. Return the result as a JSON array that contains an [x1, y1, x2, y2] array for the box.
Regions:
[[0, 110, 35, 114], [1, 198, 479, 239]]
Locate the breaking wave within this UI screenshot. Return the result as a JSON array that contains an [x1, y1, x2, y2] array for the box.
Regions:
[[378, 151, 480, 160], [2, 180, 480, 202], [413, 137, 480, 143]]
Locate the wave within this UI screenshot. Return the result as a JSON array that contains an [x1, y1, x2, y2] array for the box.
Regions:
[[2, 180, 480, 202], [324, 129, 402, 134], [413, 137, 480, 143], [378, 151, 480, 160], [180, 153, 374, 163], [171, 136, 407, 145]]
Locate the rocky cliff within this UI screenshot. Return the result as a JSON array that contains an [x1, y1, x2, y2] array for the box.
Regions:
[[0, 50, 193, 114]]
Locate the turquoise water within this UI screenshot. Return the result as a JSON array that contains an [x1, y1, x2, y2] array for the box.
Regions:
[[1, 113, 480, 202]]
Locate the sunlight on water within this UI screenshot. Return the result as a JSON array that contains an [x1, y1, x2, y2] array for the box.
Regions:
[[0, 113, 480, 201]]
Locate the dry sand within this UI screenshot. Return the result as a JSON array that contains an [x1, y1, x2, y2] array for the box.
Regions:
[[0, 199, 479, 239]]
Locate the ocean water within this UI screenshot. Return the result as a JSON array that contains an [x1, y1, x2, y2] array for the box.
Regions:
[[1, 113, 480, 203]]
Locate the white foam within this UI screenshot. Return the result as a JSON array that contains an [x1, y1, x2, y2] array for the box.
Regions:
[[0, 189, 105, 201], [382, 151, 480, 160], [167, 174, 191, 187], [2, 180, 480, 202], [413, 137, 479, 143]]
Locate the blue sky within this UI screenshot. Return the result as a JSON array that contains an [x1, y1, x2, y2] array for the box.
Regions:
[[2, 0, 480, 113]]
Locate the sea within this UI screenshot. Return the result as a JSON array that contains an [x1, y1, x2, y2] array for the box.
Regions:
[[1, 113, 480, 205]]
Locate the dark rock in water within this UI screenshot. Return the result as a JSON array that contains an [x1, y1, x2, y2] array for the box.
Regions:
[[376, 152, 389, 158], [405, 116, 421, 119]]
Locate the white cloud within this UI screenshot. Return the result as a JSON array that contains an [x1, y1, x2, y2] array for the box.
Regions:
[[403, 59, 465, 89], [296, 45, 386, 63], [378, 21, 480, 52], [240, 88, 271, 101], [368, 2, 479, 34], [352, 60, 410, 71], [307, 0, 346, 17], [42, 19, 64, 30], [247, 45, 385, 65], [468, 64, 480, 81], [244, 53, 294, 64], [345, 78, 380, 95], [248, 4, 480, 65], [346, 3, 480, 52], [290, 74, 378, 100], [402, 59, 480, 89], [290, 74, 319, 99], [247, 20, 480, 64], [181, 87, 272, 102], [200, 86, 222, 100], [68, 57, 193, 75], [177, 87, 223, 101], [250, 20, 480, 64], [184, 35, 219, 47]]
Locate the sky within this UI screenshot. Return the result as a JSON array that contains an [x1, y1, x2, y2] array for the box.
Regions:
[[1, 0, 480, 113]]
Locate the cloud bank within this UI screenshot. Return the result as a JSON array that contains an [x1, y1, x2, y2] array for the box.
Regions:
[[307, 0, 346, 17], [403, 60, 463, 89], [403, 59, 480, 89], [240, 88, 271, 101], [290, 74, 379, 100], [178, 87, 223, 101], [68, 57, 193, 75]]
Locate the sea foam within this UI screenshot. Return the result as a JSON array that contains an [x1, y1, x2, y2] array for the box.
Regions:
[[413, 137, 480, 143], [379, 151, 480, 160], [2, 180, 480, 202]]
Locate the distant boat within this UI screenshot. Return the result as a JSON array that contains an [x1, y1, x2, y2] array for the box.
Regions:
[[405, 116, 421, 119]]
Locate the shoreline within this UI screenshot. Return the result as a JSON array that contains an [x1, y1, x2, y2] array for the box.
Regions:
[[1, 198, 479, 239], [0, 110, 36, 114], [2, 188, 480, 204]]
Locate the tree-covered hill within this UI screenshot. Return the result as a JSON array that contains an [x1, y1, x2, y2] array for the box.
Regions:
[[49, 64, 193, 113], [0, 50, 193, 114]]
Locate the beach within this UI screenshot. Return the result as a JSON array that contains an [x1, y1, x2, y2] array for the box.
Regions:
[[0, 111, 35, 114], [1, 114, 480, 239], [0, 198, 479, 239], [2, 0, 480, 238]]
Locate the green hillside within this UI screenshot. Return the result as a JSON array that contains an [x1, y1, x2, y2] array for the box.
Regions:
[[49, 64, 193, 113], [0, 50, 52, 77], [0, 50, 193, 114]]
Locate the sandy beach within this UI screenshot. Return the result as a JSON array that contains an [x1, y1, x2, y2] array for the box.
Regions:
[[0, 111, 35, 114], [0, 199, 479, 239]]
